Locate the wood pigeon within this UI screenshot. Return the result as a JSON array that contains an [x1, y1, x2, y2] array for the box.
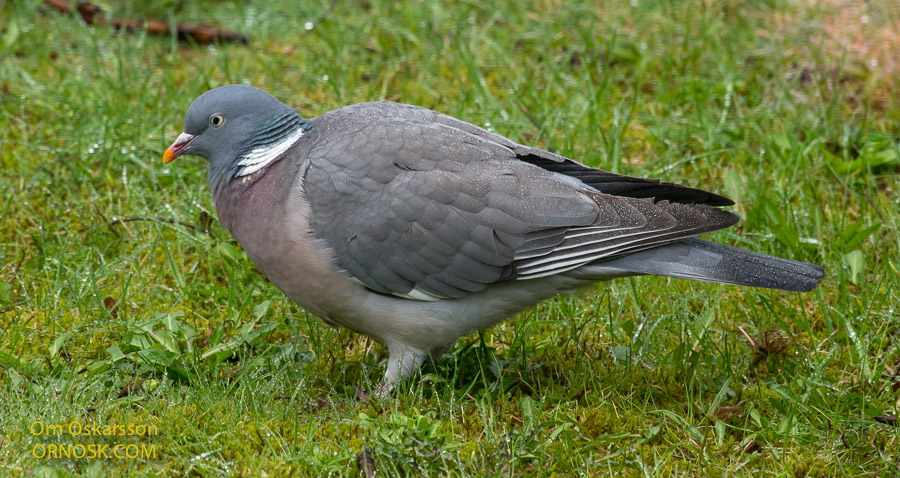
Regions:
[[164, 85, 824, 393]]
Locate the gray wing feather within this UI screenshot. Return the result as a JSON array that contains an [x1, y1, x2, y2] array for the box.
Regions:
[[514, 198, 739, 278], [302, 103, 740, 300], [304, 118, 598, 299]]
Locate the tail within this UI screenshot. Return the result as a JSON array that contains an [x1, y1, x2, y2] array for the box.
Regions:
[[586, 238, 824, 292]]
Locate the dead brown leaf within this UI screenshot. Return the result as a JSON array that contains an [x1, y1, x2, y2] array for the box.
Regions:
[[356, 447, 376, 478], [739, 326, 793, 356], [102, 297, 119, 318]]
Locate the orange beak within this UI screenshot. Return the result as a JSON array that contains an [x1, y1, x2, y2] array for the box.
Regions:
[[163, 132, 196, 164]]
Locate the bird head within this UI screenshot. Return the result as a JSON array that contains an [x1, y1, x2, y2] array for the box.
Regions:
[[163, 84, 307, 185]]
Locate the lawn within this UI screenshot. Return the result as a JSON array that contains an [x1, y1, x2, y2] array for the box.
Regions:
[[1, 0, 898, 476]]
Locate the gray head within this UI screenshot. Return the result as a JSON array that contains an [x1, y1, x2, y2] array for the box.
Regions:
[[163, 85, 307, 186]]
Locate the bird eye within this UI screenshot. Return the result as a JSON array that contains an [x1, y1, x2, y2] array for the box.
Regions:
[[209, 114, 225, 127]]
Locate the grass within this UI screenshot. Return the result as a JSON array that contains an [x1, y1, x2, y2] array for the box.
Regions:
[[1, 0, 898, 475]]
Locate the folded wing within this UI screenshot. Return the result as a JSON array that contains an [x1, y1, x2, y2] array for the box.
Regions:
[[303, 105, 740, 300]]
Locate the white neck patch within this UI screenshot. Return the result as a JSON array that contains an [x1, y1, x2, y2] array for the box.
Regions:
[[236, 127, 305, 177]]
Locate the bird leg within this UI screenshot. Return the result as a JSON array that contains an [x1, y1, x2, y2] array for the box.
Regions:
[[377, 343, 427, 396], [372, 343, 450, 396]]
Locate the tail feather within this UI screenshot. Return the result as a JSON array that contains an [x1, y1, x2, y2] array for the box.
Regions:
[[585, 238, 824, 292]]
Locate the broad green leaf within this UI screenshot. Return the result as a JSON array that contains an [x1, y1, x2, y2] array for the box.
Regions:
[[136, 348, 177, 367], [723, 169, 743, 205], [0, 282, 11, 303], [839, 223, 880, 252], [161, 311, 185, 332], [106, 345, 126, 362], [1, 17, 19, 49], [843, 250, 865, 284], [217, 242, 244, 263], [252, 300, 271, 320], [612, 345, 631, 362], [0, 348, 22, 370], [49, 333, 69, 359]]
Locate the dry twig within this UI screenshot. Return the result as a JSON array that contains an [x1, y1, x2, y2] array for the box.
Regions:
[[44, 0, 248, 44]]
